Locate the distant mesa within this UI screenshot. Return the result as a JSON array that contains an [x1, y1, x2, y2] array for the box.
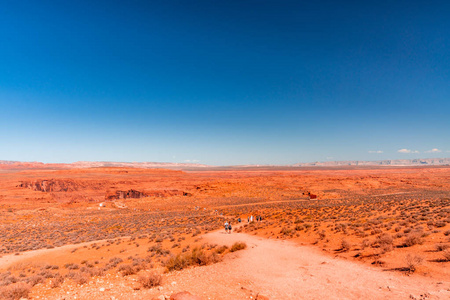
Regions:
[[1, 157, 450, 171], [0, 160, 210, 170], [291, 158, 450, 167]]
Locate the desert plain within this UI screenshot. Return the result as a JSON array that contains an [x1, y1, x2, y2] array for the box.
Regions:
[[0, 165, 449, 299]]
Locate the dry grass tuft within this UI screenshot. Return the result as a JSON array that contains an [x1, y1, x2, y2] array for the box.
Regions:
[[0, 282, 31, 300], [230, 242, 247, 252], [165, 247, 222, 271], [405, 254, 423, 273], [138, 272, 162, 288]]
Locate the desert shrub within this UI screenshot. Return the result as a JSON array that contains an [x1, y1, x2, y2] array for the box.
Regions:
[[442, 250, 450, 261], [190, 247, 220, 265], [405, 254, 423, 273], [318, 230, 326, 240], [86, 267, 104, 277], [361, 239, 371, 249], [118, 264, 137, 276], [64, 263, 79, 270], [435, 244, 449, 251], [294, 225, 304, 231], [65, 272, 89, 285], [138, 272, 162, 288], [403, 232, 424, 247], [74, 273, 89, 285], [230, 242, 247, 252], [215, 245, 228, 254], [0, 273, 17, 287], [435, 221, 446, 228], [50, 275, 64, 288], [165, 247, 221, 272], [25, 275, 45, 287], [0, 282, 31, 300], [280, 227, 293, 236], [165, 253, 193, 271], [341, 239, 351, 251], [376, 233, 394, 253]]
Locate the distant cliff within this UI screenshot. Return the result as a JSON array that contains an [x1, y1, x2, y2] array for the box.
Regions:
[[291, 158, 450, 167]]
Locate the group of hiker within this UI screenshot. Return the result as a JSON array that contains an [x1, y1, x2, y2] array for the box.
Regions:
[[247, 215, 263, 222], [224, 214, 263, 233], [224, 221, 232, 233]]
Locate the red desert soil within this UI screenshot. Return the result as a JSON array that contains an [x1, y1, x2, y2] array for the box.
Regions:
[[0, 166, 449, 299], [1, 227, 448, 300]]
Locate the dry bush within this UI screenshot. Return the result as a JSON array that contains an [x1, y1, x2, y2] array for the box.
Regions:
[[65, 272, 89, 285], [403, 232, 424, 247], [118, 264, 137, 276], [375, 233, 394, 253], [280, 227, 293, 236], [64, 263, 79, 270], [138, 272, 162, 288], [86, 267, 104, 277], [361, 239, 371, 249], [230, 242, 247, 252], [405, 254, 423, 273], [0, 282, 31, 300], [442, 250, 450, 261], [165, 247, 221, 271], [215, 245, 228, 254], [341, 239, 351, 251], [50, 275, 64, 288], [434, 243, 449, 251], [0, 272, 17, 287], [25, 275, 45, 287]]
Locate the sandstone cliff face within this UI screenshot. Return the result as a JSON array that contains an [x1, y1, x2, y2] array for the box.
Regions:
[[18, 180, 79, 192], [105, 189, 184, 200], [106, 189, 146, 200]]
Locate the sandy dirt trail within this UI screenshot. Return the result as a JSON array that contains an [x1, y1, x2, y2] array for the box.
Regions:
[[190, 229, 450, 300], [3, 228, 450, 300]]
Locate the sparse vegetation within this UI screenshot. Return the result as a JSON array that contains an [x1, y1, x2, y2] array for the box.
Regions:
[[0, 166, 449, 298], [230, 242, 247, 252], [138, 272, 162, 288], [0, 282, 31, 300], [405, 254, 423, 273]]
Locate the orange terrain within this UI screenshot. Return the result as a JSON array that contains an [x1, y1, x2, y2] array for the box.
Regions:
[[0, 166, 449, 299]]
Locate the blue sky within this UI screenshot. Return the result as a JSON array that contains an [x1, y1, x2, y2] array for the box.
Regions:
[[1, 0, 449, 165]]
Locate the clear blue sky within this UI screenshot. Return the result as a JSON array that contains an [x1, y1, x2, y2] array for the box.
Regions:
[[1, 0, 449, 165]]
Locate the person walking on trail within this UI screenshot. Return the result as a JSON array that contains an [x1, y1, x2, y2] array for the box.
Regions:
[[224, 221, 229, 233], [228, 222, 232, 234]]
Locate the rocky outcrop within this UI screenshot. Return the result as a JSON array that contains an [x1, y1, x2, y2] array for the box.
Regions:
[[105, 189, 187, 200], [106, 189, 147, 200], [18, 180, 79, 192]]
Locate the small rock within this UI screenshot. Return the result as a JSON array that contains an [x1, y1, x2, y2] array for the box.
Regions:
[[100, 288, 105, 292]]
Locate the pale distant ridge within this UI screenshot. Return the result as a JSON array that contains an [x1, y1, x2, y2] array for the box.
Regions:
[[291, 158, 450, 167], [71, 161, 211, 168], [0, 160, 210, 170], [0, 158, 449, 170]]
